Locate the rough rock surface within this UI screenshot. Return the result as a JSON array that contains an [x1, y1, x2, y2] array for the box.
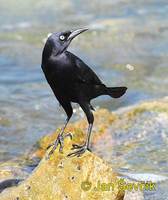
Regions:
[[0, 136, 124, 200], [1, 98, 168, 199]]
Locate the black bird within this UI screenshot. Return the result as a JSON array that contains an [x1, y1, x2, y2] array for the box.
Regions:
[[41, 28, 127, 157]]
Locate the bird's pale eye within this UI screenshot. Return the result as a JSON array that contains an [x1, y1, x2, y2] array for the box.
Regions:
[[59, 35, 65, 41]]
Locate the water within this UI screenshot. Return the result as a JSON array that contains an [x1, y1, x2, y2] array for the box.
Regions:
[[0, 0, 167, 198]]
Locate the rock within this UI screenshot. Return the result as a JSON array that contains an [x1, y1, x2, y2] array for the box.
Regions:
[[31, 98, 168, 164], [0, 160, 30, 192], [0, 136, 124, 200], [124, 190, 144, 200], [0, 179, 23, 193], [120, 172, 168, 183], [120, 178, 144, 200], [30, 109, 117, 160], [1, 98, 168, 199], [0, 160, 30, 181], [0, 109, 118, 198]]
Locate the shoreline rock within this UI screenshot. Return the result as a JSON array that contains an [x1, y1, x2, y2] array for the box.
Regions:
[[0, 137, 124, 200], [1, 97, 168, 199], [30, 109, 117, 160]]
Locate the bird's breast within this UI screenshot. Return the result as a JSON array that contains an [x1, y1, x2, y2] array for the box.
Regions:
[[42, 55, 80, 101]]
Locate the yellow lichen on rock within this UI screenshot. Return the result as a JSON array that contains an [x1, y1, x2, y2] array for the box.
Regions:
[[126, 99, 168, 119], [0, 136, 124, 200], [31, 109, 117, 159]]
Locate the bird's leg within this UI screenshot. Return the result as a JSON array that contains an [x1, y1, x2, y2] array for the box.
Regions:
[[67, 123, 93, 157], [46, 102, 73, 159], [46, 118, 72, 159], [71, 123, 92, 150], [86, 123, 92, 151], [67, 102, 93, 157]]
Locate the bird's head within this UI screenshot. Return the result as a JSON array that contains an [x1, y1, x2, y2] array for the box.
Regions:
[[45, 28, 88, 56]]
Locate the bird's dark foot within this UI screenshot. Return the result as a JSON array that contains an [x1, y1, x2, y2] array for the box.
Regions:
[[71, 143, 85, 150], [67, 144, 91, 157], [46, 133, 72, 160]]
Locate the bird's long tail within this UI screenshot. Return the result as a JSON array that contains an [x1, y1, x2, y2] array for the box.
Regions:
[[106, 87, 127, 98]]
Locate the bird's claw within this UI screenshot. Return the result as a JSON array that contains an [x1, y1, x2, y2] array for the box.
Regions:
[[46, 132, 72, 160], [64, 132, 73, 140], [46, 143, 54, 150], [67, 145, 91, 157], [71, 143, 85, 150]]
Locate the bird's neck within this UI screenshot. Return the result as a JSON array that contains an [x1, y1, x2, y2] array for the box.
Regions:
[[42, 40, 68, 65], [42, 44, 59, 64], [42, 41, 52, 64]]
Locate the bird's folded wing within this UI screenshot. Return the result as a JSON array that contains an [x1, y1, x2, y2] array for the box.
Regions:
[[75, 57, 104, 86]]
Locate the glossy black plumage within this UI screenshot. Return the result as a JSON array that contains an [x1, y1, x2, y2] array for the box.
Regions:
[[41, 28, 127, 157]]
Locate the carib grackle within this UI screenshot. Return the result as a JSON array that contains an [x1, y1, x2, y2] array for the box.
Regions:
[[41, 28, 127, 158]]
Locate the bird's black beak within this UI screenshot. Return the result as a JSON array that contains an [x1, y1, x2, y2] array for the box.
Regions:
[[67, 28, 88, 41]]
